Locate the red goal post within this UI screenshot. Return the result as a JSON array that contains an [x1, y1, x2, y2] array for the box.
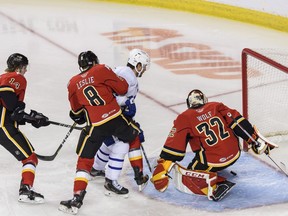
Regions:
[[242, 48, 288, 139]]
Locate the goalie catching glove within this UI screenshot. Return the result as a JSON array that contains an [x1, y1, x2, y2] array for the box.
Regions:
[[151, 159, 174, 192], [247, 126, 278, 155]]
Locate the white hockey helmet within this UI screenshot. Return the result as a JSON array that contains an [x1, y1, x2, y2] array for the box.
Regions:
[[127, 49, 150, 77], [186, 89, 208, 108]]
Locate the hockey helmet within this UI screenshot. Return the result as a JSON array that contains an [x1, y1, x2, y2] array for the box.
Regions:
[[78, 51, 99, 72], [127, 49, 150, 76], [186, 89, 208, 108], [6, 53, 28, 71]]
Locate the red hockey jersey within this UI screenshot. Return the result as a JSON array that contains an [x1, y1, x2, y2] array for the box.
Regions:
[[67, 64, 128, 125], [162, 102, 241, 167], [0, 71, 27, 104]]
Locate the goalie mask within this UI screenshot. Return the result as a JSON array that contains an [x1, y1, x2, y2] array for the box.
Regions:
[[6, 53, 28, 72], [127, 49, 150, 77], [78, 51, 99, 72], [186, 89, 208, 109]]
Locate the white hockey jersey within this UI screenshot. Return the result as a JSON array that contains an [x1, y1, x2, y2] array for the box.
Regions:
[[113, 66, 139, 107]]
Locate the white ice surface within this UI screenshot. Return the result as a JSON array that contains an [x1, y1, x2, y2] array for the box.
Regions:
[[0, 1, 288, 216]]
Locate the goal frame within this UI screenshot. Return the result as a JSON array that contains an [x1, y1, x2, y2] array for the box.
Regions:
[[242, 48, 288, 119], [241, 48, 288, 150]]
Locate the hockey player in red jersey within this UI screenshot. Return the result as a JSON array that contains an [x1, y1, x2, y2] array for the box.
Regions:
[[59, 51, 140, 215], [151, 89, 271, 201], [0, 53, 50, 204]]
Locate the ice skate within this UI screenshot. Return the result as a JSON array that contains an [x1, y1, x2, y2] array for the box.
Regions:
[[58, 190, 86, 215], [18, 184, 44, 204], [104, 178, 129, 198], [133, 167, 149, 191], [90, 167, 105, 180]]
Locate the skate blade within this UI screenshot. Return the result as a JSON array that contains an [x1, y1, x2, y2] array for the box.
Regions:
[[58, 204, 79, 215], [138, 181, 149, 192], [104, 190, 129, 198], [89, 175, 105, 181], [18, 195, 45, 204]]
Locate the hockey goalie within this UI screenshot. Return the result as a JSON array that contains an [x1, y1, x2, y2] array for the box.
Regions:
[[151, 89, 278, 201]]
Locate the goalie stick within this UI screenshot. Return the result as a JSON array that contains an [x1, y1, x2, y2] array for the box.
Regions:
[[36, 122, 77, 161], [227, 113, 288, 176]]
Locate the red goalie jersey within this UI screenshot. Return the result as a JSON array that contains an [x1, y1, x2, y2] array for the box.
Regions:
[[160, 102, 244, 168], [67, 64, 128, 125]]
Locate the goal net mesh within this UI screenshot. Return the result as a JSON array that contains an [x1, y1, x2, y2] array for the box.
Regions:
[[242, 48, 288, 138]]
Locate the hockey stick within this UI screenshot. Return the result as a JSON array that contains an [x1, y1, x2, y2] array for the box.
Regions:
[[227, 113, 288, 176], [23, 114, 83, 130], [140, 143, 152, 173], [36, 122, 77, 161], [49, 120, 83, 130], [267, 155, 288, 177]]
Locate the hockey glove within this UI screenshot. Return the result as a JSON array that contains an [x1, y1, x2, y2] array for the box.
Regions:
[[26, 110, 50, 128], [251, 139, 267, 155], [10, 101, 26, 123], [151, 159, 174, 192], [247, 130, 268, 155], [69, 110, 86, 125], [135, 122, 145, 143], [122, 96, 136, 117], [249, 126, 278, 155]]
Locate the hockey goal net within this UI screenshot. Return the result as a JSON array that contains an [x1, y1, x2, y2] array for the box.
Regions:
[[242, 48, 288, 139]]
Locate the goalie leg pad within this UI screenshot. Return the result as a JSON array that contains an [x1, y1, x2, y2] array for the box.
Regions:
[[177, 171, 217, 196], [211, 180, 236, 201], [173, 163, 219, 198], [181, 174, 216, 196]]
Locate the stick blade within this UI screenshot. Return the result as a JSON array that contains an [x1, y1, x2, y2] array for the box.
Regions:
[[36, 153, 56, 161]]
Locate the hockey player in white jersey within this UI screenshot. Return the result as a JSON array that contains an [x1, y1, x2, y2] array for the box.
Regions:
[[91, 49, 150, 196]]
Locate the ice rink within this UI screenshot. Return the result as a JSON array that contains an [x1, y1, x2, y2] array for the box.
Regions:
[[0, 0, 288, 215]]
